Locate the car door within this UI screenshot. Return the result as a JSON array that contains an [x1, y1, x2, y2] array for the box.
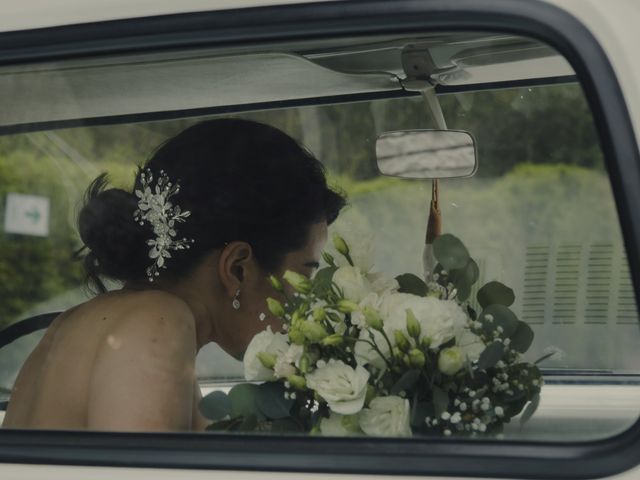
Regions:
[[1, 0, 640, 478]]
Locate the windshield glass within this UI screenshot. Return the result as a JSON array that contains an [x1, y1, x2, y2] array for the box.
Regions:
[[0, 34, 638, 442]]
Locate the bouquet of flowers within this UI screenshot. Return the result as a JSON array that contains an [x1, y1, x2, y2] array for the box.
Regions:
[[200, 233, 545, 437]]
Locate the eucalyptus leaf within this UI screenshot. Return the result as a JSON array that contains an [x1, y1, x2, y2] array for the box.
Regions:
[[479, 304, 519, 339], [433, 234, 470, 271], [228, 383, 262, 419], [476, 342, 505, 370], [390, 369, 421, 395], [205, 417, 243, 432], [432, 386, 449, 417], [237, 413, 258, 432], [199, 390, 232, 421], [448, 259, 480, 300], [396, 273, 428, 296], [510, 321, 534, 353], [519, 393, 541, 427], [454, 281, 472, 302], [257, 382, 294, 419], [477, 281, 515, 309]]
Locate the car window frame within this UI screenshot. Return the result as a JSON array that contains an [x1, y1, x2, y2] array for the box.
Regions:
[[1, 0, 640, 478]]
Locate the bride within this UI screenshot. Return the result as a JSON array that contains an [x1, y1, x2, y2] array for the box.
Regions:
[[2, 119, 345, 432]]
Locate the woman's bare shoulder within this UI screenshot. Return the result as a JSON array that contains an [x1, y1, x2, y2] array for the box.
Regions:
[[87, 290, 198, 431], [77, 289, 199, 360]]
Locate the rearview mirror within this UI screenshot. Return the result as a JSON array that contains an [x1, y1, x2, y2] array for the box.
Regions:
[[375, 130, 477, 179]]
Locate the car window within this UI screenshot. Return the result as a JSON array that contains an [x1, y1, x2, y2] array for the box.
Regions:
[[0, 29, 638, 444]]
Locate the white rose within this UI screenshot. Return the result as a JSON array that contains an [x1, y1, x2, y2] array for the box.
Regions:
[[333, 265, 372, 303], [359, 396, 412, 437], [243, 326, 289, 381], [306, 359, 370, 415]]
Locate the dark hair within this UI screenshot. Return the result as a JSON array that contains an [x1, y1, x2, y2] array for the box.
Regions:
[[77, 118, 346, 292]]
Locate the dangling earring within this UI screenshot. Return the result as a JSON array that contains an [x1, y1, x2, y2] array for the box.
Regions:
[[232, 289, 241, 310]]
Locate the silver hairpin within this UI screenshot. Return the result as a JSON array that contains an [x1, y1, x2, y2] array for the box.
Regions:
[[133, 168, 194, 282]]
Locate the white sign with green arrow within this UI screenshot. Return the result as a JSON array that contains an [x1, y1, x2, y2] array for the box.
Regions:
[[3, 193, 50, 237]]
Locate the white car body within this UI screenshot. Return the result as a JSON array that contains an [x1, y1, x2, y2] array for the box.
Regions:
[[1, 0, 640, 478]]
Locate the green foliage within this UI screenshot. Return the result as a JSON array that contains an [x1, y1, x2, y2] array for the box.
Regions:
[[477, 281, 515, 309], [199, 391, 232, 421], [395, 273, 428, 296], [433, 234, 470, 270]]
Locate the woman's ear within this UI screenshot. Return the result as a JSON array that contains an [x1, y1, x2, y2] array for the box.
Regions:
[[218, 241, 253, 296]]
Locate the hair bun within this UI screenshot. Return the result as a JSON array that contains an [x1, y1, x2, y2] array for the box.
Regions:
[[78, 174, 148, 289]]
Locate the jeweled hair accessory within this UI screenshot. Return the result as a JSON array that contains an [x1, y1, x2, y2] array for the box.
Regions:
[[134, 168, 194, 282]]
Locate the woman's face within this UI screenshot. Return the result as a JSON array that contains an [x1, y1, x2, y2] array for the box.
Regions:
[[234, 220, 328, 353]]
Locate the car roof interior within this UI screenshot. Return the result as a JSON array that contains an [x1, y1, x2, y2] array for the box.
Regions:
[[0, 31, 575, 132]]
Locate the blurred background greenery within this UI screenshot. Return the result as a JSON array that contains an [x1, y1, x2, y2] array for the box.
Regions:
[[0, 83, 606, 329], [1, 82, 636, 386]]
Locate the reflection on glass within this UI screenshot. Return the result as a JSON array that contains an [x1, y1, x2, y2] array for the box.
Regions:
[[376, 130, 477, 178]]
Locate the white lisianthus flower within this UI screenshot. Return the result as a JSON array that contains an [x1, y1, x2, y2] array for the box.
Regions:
[[351, 292, 385, 330], [368, 271, 400, 296], [319, 413, 361, 436], [359, 396, 412, 437], [456, 330, 485, 362], [306, 359, 370, 415], [379, 293, 468, 349], [273, 344, 304, 379], [243, 326, 289, 381], [333, 265, 372, 303], [354, 328, 390, 370], [329, 224, 375, 273]]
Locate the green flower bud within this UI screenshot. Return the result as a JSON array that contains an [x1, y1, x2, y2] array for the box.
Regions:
[[363, 306, 383, 330], [257, 351, 277, 369], [337, 299, 359, 313], [287, 374, 306, 390], [408, 348, 426, 368], [421, 336, 432, 349], [438, 347, 465, 376], [322, 251, 336, 266], [312, 307, 327, 322], [394, 329, 410, 352], [288, 326, 306, 345], [392, 346, 403, 359], [332, 233, 350, 257], [268, 275, 284, 292], [299, 354, 310, 373], [300, 321, 328, 342], [291, 309, 304, 324], [321, 333, 344, 346], [406, 309, 421, 339], [266, 297, 285, 317], [283, 270, 312, 293], [402, 354, 411, 367]]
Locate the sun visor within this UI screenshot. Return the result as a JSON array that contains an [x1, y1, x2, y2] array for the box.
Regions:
[[0, 52, 400, 131]]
